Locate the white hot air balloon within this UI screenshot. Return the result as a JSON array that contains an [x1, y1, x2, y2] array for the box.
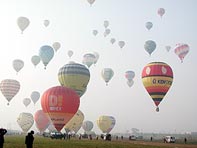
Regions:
[[52, 42, 61, 52], [101, 68, 114, 85], [17, 16, 30, 34], [30, 91, 40, 105], [12, 59, 24, 74], [23, 98, 31, 107], [17, 112, 34, 133], [31, 55, 41, 67], [43, 20, 50, 27]]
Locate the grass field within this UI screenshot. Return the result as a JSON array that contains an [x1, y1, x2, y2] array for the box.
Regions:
[[3, 135, 197, 148]]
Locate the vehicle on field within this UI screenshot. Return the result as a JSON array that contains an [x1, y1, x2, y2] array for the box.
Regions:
[[129, 135, 137, 140], [164, 136, 176, 143], [50, 132, 64, 139]]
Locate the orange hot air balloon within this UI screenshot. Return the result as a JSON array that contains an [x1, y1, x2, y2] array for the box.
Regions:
[[141, 62, 173, 112], [34, 110, 50, 133], [41, 86, 80, 132]]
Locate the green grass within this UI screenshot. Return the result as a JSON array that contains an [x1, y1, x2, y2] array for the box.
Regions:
[[3, 135, 196, 148]]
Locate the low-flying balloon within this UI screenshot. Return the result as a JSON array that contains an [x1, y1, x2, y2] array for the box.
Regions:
[[34, 110, 50, 133], [17, 112, 34, 133], [141, 62, 173, 112], [174, 43, 189, 63], [30, 91, 40, 105], [41, 86, 80, 132], [39, 45, 54, 69], [52, 42, 61, 52], [43, 20, 50, 27], [92, 30, 98, 36], [101, 68, 114, 85], [0, 79, 20, 105], [144, 40, 156, 56], [97, 115, 116, 133], [58, 62, 90, 97], [110, 38, 116, 44], [12, 59, 24, 74], [17, 16, 30, 34], [118, 41, 125, 48], [158, 8, 165, 18], [145, 22, 153, 30], [23, 98, 31, 107], [31, 55, 41, 67]]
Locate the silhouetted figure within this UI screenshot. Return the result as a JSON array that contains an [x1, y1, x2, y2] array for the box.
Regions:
[[150, 136, 153, 141], [0, 128, 7, 148], [121, 136, 123, 140], [184, 137, 187, 144], [25, 130, 34, 148]]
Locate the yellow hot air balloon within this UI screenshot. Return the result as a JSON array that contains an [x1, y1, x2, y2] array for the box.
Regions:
[[97, 115, 116, 133], [64, 110, 84, 133], [58, 62, 90, 97]]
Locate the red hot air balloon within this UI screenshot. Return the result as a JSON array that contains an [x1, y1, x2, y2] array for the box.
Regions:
[[141, 62, 173, 112], [41, 86, 80, 132], [34, 110, 50, 133]]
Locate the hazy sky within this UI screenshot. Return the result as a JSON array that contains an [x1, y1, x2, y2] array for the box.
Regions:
[[0, 0, 196, 134]]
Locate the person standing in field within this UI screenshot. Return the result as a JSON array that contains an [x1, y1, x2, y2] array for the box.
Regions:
[[25, 130, 34, 148], [0, 128, 7, 148]]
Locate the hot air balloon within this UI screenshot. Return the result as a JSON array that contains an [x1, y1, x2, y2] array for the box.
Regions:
[[104, 20, 109, 28], [104, 28, 111, 37], [0, 79, 20, 105], [158, 8, 165, 18], [58, 62, 90, 97], [30, 91, 40, 105], [145, 22, 153, 30], [97, 115, 116, 133], [101, 68, 114, 85], [17, 16, 30, 34], [125, 71, 135, 87], [12, 59, 24, 74], [82, 53, 96, 68], [52, 42, 61, 52], [34, 110, 50, 133], [39, 45, 54, 69], [31, 55, 40, 67], [41, 86, 80, 132], [82, 121, 94, 132], [67, 50, 74, 58], [174, 43, 189, 63], [87, 0, 95, 6], [165, 46, 171, 52], [118, 41, 125, 48], [43, 20, 50, 27], [110, 38, 116, 44], [64, 110, 84, 133], [144, 40, 156, 56], [17, 112, 34, 133], [92, 30, 98, 36], [23, 98, 31, 107], [141, 62, 173, 112]]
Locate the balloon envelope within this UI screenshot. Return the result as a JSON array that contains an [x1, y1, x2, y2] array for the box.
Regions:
[[145, 22, 153, 30], [31, 55, 40, 67], [158, 8, 165, 18], [101, 68, 114, 85], [110, 38, 116, 44], [39, 45, 54, 69], [144, 40, 156, 56], [0, 79, 20, 104], [97, 115, 116, 133], [125, 71, 135, 81], [82, 53, 96, 68], [41, 86, 80, 132], [12, 59, 24, 74], [30, 91, 40, 105], [17, 16, 30, 34], [82, 121, 94, 132], [118, 41, 125, 48], [141, 62, 173, 111], [87, 0, 95, 6], [104, 20, 109, 28], [34, 110, 50, 133], [23, 98, 31, 107], [52, 42, 61, 52], [92, 30, 98, 36], [58, 62, 90, 97], [17, 112, 34, 133], [174, 43, 189, 63], [44, 20, 50, 27]]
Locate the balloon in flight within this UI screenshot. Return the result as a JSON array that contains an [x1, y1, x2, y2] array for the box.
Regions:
[[118, 41, 125, 48], [104, 20, 109, 28], [23, 98, 31, 107], [110, 38, 116, 44], [174, 43, 189, 63], [82, 53, 96, 68], [12, 59, 24, 74], [31, 55, 40, 67], [58, 62, 90, 97], [145, 22, 153, 30], [101, 68, 114, 85], [144, 40, 156, 56], [30, 91, 40, 105], [17, 16, 30, 34], [43, 20, 50, 27], [0, 79, 20, 105], [158, 8, 165, 18], [67, 50, 74, 58], [87, 0, 95, 6], [52, 42, 61, 52], [39, 45, 54, 69], [104, 28, 111, 37], [141, 62, 173, 112], [92, 30, 98, 36]]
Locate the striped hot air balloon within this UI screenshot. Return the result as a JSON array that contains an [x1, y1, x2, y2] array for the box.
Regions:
[[0, 79, 20, 105], [141, 62, 173, 112], [58, 62, 90, 97], [174, 43, 189, 63]]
